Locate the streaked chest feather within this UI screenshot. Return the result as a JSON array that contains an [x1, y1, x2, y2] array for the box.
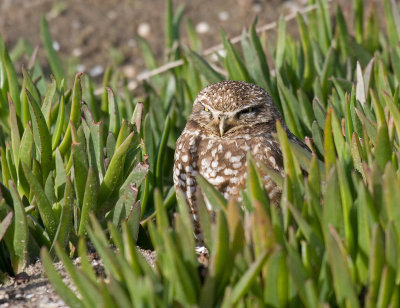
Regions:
[[175, 129, 281, 200]]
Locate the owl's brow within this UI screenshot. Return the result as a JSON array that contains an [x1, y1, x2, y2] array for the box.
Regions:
[[236, 103, 263, 113], [199, 101, 213, 110]]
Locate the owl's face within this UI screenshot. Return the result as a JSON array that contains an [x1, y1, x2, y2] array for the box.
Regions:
[[189, 81, 282, 138]]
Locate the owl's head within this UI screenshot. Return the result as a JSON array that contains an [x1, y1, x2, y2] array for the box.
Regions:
[[189, 81, 282, 138]]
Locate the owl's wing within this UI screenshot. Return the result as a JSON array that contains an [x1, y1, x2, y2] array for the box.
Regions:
[[173, 131, 201, 214], [173, 137, 188, 195], [174, 135, 206, 243]]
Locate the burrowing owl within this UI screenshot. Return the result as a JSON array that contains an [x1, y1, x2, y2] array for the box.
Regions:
[[174, 81, 307, 236]]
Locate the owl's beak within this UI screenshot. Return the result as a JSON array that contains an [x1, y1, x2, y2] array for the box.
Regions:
[[219, 115, 227, 137]]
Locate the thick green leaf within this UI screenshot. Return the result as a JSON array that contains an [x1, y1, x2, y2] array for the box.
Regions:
[[97, 132, 134, 214], [41, 248, 84, 308], [335, 5, 351, 58], [22, 66, 40, 111], [323, 108, 336, 174], [78, 167, 99, 236], [226, 199, 244, 257], [376, 266, 395, 308], [275, 16, 286, 71], [40, 16, 64, 84], [54, 243, 101, 307], [195, 189, 212, 249], [51, 94, 65, 150], [383, 164, 400, 239], [53, 175, 73, 248], [323, 167, 344, 241], [0, 211, 13, 242], [112, 183, 139, 229], [246, 155, 269, 208], [384, 0, 400, 47], [327, 226, 359, 308], [89, 122, 105, 181], [8, 96, 20, 171], [222, 34, 251, 81], [9, 180, 28, 273], [155, 116, 171, 192], [1, 39, 21, 116], [367, 225, 385, 306], [336, 161, 355, 257], [231, 250, 268, 304], [375, 123, 391, 171], [78, 238, 97, 284], [87, 215, 123, 280], [287, 202, 323, 249], [185, 47, 224, 83], [264, 248, 288, 307], [196, 175, 227, 211], [119, 162, 148, 194], [59, 73, 83, 155], [107, 88, 120, 137], [297, 13, 314, 90], [72, 142, 88, 208], [41, 76, 57, 127], [211, 212, 231, 300], [249, 19, 271, 90], [22, 162, 57, 240], [26, 90, 52, 183]]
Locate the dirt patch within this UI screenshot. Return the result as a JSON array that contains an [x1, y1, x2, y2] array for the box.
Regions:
[[0, 248, 156, 308], [0, 0, 308, 80], [0, 260, 72, 308]]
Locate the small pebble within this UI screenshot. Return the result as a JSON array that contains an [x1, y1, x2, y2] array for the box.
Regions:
[[0, 290, 8, 300], [210, 49, 226, 62], [72, 47, 82, 57], [14, 272, 30, 284], [40, 303, 61, 308], [218, 11, 229, 21], [122, 65, 136, 78], [128, 80, 138, 90], [252, 3, 262, 13], [76, 64, 86, 72], [127, 38, 136, 47], [280, 1, 302, 14], [89, 65, 104, 77], [72, 20, 81, 29], [138, 23, 151, 37], [107, 10, 117, 19], [52, 41, 60, 51], [196, 22, 210, 34]]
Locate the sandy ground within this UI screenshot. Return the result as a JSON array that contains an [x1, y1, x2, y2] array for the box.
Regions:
[[0, 0, 310, 80], [0, 248, 156, 307]]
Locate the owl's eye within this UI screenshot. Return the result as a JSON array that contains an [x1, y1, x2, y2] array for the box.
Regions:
[[204, 107, 210, 112], [238, 107, 255, 117]]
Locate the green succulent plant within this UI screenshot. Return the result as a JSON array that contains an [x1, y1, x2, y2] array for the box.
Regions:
[[0, 22, 153, 275], [2, 0, 400, 306]]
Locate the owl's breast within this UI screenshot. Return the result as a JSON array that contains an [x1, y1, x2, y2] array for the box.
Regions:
[[196, 136, 255, 200], [174, 130, 284, 205]]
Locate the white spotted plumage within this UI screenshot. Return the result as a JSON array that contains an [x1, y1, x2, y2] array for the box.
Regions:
[[173, 80, 309, 240]]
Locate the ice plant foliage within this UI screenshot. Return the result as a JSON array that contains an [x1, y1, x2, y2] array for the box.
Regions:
[[1, 0, 400, 306]]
